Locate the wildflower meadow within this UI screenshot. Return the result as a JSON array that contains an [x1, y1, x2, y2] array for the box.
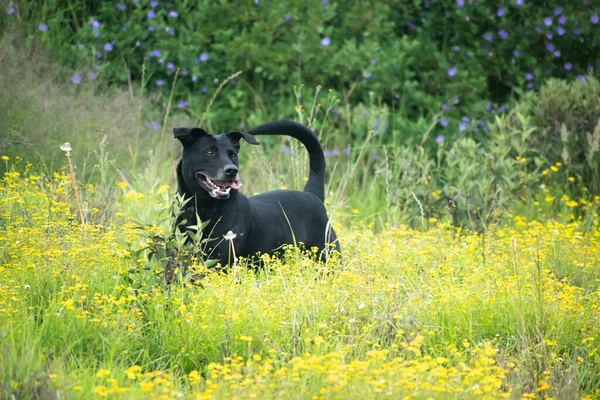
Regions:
[[2, 1, 600, 399]]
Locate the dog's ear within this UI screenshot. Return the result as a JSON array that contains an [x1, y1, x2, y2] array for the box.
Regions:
[[225, 131, 260, 149], [173, 127, 208, 147]]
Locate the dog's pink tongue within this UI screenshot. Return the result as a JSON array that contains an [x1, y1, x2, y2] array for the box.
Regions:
[[230, 182, 243, 190]]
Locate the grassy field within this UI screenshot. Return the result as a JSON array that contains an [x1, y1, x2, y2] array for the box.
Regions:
[[1, 158, 599, 399], [1, 37, 600, 399]]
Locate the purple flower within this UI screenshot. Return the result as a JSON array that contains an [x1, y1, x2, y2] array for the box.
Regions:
[[344, 148, 350, 155], [525, 72, 533, 81], [461, 116, 470, 122], [38, 23, 48, 32], [321, 37, 330, 47], [93, 31, 100, 38], [280, 146, 291, 155], [564, 62, 572, 70], [498, 105, 505, 113], [513, 49, 520, 57], [372, 153, 379, 160], [578, 75, 586, 82], [169, 11, 178, 18], [574, 28, 581, 35], [321, 0, 328, 4], [148, 10, 155, 18], [104, 43, 113, 52], [285, 14, 291, 21], [8, 7, 15, 14], [152, 122, 161, 130], [546, 32, 553, 40], [544, 17, 552, 26], [456, 0, 464, 8], [553, 50, 561, 57], [149, 26, 155, 31], [72, 74, 81, 85], [447, 66, 457, 77], [91, 19, 100, 30], [498, 29, 508, 39], [95, 51, 102, 58], [156, 79, 165, 86], [553, 7, 561, 16], [150, 50, 161, 58], [364, 72, 372, 79], [515, 0, 523, 5], [441, 119, 449, 127], [588, 65, 594, 72], [546, 43, 555, 52], [181, 70, 188, 76], [201, 86, 208, 93], [88, 72, 97, 80], [150, 1, 158, 7], [177, 101, 189, 109], [116, 3, 126, 10], [166, 62, 174, 70], [558, 15, 566, 25], [453, 97, 460, 105], [459, 122, 467, 132], [486, 102, 492, 111], [592, 15, 599, 24], [526, 82, 534, 89], [435, 135, 445, 144], [370, 58, 376, 64], [200, 53, 209, 62], [453, 45, 460, 52], [136, 41, 141, 47], [441, 104, 451, 111], [191, 76, 197, 82], [557, 26, 565, 36], [484, 32, 493, 42], [497, 8, 505, 17]]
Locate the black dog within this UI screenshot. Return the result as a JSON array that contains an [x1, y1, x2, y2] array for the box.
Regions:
[[173, 120, 340, 267]]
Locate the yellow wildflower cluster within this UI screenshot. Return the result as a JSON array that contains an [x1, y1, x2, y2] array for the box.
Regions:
[[1, 164, 599, 399]]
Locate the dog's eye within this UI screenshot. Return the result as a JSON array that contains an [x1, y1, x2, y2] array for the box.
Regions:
[[229, 151, 237, 159], [206, 149, 215, 156]]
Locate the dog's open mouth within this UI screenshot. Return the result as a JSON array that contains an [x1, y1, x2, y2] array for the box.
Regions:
[[196, 173, 242, 199]]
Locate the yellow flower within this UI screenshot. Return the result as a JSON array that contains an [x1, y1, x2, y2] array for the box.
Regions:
[[125, 365, 142, 380], [537, 379, 550, 392], [74, 385, 82, 391], [239, 335, 253, 342], [94, 385, 108, 397], [139, 382, 154, 393], [96, 369, 111, 378], [188, 370, 201, 385], [117, 181, 128, 189], [313, 336, 325, 345], [568, 177, 575, 182], [550, 166, 559, 172], [352, 209, 359, 214], [1, 155, 9, 161]]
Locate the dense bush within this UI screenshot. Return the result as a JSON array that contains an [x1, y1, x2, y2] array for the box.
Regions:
[[4, 0, 599, 146]]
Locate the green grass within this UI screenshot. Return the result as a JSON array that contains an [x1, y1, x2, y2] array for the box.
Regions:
[[1, 35, 600, 400]]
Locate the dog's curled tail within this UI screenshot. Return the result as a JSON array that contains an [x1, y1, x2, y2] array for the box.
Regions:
[[248, 120, 326, 202]]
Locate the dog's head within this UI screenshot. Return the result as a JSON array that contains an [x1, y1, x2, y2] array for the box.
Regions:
[[174, 127, 260, 199]]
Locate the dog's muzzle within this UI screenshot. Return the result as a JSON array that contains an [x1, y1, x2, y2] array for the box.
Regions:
[[195, 172, 242, 199]]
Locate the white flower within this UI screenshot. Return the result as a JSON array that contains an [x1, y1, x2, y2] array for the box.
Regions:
[[223, 231, 237, 241], [60, 142, 72, 152]]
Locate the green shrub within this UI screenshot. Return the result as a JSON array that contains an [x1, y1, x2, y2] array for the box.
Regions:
[[518, 76, 600, 195], [5, 1, 599, 147]]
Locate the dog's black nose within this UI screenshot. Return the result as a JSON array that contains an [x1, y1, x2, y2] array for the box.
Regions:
[[224, 165, 238, 177]]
